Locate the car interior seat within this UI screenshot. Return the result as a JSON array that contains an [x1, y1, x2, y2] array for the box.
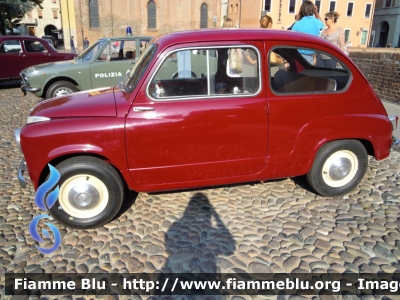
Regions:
[[125, 51, 134, 60], [272, 69, 336, 93]]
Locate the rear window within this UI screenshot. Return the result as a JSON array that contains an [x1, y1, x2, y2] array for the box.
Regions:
[[269, 47, 351, 94], [0, 40, 22, 54], [24, 40, 48, 53]]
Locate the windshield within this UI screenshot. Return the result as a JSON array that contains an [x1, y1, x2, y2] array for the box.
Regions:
[[123, 43, 157, 93], [76, 39, 107, 61]]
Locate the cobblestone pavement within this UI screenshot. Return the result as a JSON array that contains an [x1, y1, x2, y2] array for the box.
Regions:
[[1, 84, 400, 300]]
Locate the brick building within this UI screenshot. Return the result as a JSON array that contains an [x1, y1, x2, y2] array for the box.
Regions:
[[60, 0, 221, 50]]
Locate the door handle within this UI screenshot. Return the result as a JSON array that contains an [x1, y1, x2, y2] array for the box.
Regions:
[[133, 106, 155, 112]]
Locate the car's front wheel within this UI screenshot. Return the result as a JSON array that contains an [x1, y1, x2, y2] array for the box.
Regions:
[[46, 81, 79, 99], [48, 157, 124, 229], [306, 140, 368, 197]]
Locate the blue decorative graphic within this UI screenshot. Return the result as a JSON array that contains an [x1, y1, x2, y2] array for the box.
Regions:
[[29, 164, 62, 254], [29, 215, 62, 254], [34, 164, 60, 210]]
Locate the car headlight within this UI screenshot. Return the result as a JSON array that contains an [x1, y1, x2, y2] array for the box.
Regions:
[[27, 116, 51, 124]]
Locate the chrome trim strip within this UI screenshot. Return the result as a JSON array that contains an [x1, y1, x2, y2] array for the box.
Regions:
[[27, 116, 51, 124], [14, 128, 22, 153], [21, 85, 41, 93], [18, 158, 28, 188], [389, 116, 398, 131]]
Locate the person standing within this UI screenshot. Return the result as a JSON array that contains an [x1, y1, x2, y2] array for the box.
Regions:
[[317, 11, 347, 68], [292, 1, 324, 64], [260, 15, 273, 28], [83, 37, 89, 50], [70, 36, 76, 54], [222, 18, 235, 28], [292, 1, 324, 36]]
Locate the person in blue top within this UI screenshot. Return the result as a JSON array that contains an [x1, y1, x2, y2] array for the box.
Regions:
[[292, 1, 324, 64]]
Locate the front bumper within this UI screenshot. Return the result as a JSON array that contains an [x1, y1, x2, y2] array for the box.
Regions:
[[18, 158, 28, 188], [15, 128, 29, 188], [20, 73, 41, 96]]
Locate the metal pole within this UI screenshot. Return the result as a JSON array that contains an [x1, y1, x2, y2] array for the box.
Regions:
[[368, 0, 376, 47]]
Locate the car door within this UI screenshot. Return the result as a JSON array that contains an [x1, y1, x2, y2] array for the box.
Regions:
[[89, 39, 139, 89], [0, 39, 24, 79], [22, 39, 53, 68], [125, 43, 269, 186]]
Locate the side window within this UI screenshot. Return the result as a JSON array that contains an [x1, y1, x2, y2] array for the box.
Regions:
[[123, 40, 137, 60], [1, 40, 22, 54], [98, 40, 120, 61], [24, 40, 48, 53], [148, 46, 260, 99], [270, 47, 351, 94]]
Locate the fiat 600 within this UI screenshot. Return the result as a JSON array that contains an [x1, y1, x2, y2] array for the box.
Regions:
[[15, 29, 398, 228]]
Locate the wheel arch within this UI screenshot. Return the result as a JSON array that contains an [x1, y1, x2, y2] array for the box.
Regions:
[[289, 114, 392, 175], [42, 76, 81, 97], [38, 153, 128, 190], [303, 137, 373, 174]]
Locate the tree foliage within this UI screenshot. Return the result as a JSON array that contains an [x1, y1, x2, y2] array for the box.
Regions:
[[0, 0, 44, 35]]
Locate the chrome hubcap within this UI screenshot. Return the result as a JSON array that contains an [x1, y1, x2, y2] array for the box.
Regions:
[[329, 157, 351, 180], [59, 174, 109, 218], [54, 87, 73, 97], [68, 183, 100, 209], [322, 150, 358, 188]]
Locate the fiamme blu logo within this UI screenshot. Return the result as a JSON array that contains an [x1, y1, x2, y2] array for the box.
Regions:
[[29, 164, 62, 254]]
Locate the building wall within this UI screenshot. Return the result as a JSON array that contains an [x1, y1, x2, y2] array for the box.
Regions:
[[371, 0, 400, 47], [349, 50, 400, 104], [63, 0, 220, 51], [20, 0, 62, 38], [60, 0, 78, 49], [227, 0, 374, 48]]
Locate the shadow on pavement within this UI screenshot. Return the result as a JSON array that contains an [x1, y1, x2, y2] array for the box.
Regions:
[[0, 79, 21, 89]]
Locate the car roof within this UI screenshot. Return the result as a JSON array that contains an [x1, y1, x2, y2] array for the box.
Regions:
[[153, 29, 339, 51], [0, 35, 45, 40], [99, 36, 153, 41]]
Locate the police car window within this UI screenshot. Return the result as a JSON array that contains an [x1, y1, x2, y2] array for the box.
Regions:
[[148, 46, 260, 100], [1, 40, 22, 54], [24, 41, 48, 53], [270, 47, 351, 94], [122, 41, 136, 60], [78, 40, 106, 61], [124, 43, 157, 93]]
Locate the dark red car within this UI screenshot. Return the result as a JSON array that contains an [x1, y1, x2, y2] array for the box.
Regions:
[[0, 35, 76, 80], [15, 29, 398, 229]]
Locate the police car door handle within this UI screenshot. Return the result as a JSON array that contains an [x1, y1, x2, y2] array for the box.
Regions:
[[133, 106, 155, 112]]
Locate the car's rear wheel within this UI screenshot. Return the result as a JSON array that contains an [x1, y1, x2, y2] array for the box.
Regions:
[[46, 81, 79, 99], [306, 140, 368, 197], [48, 157, 124, 229]]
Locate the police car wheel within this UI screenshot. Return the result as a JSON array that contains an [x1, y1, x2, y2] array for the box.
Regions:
[[46, 81, 79, 99]]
